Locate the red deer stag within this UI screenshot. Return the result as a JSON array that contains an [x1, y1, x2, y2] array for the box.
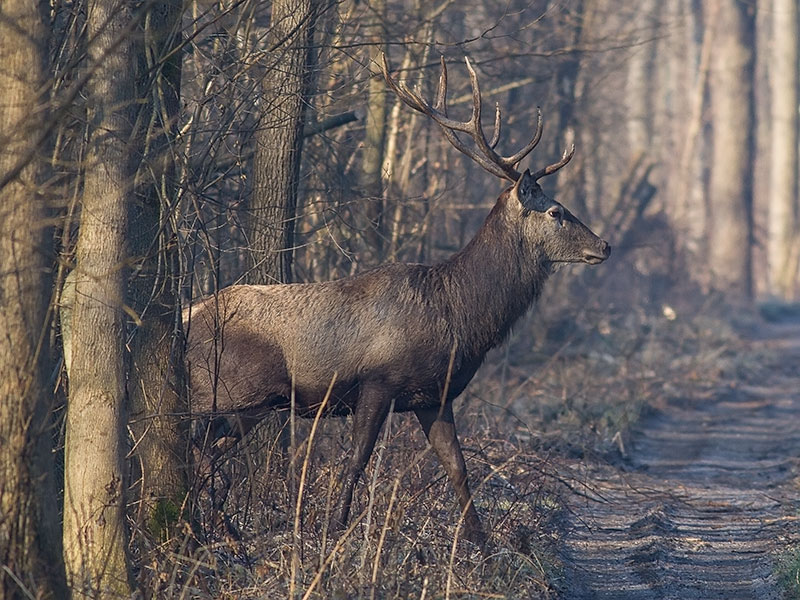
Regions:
[[184, 54, 610, 548]]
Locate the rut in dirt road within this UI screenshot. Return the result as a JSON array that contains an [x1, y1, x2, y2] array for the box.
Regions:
[[559, 324, 800, 600]]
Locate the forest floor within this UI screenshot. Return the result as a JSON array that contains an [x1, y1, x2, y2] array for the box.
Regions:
[[555, 319, 800, 599]]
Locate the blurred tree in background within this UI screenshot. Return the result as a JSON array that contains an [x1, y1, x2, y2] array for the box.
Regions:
[[0, 2, 66, 598]]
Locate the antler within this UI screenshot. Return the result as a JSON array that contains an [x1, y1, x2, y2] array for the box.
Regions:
[[381, 53, 574, 183]]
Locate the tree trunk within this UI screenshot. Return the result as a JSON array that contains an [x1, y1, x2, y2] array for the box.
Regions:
[[552, 0, 588, 216], [673, 0, 714, 263], [625, 2, 657, 157], [705, 0, 755, 299], [767, 0, 799, 299], [752, 0, 773, 298], [128, 0, 189, 543], [63, 0, 137, 594], [249, 0, 319, 284], [359, 0, 388, 259], [239, 0, 324, 511], [0, 2, 67, 598]]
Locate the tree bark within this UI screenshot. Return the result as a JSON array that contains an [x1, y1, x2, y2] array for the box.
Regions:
[[767, 0, 799, 299], [673, 0, 714, 263], [249, 0, 319, 284], [359, 0, 388, 259], [241, 0, 325, 503], [63, 0, 137, 594], [705, 0, 755, 299], [0, 2, 67, 598], [128, 0, 189, 543]]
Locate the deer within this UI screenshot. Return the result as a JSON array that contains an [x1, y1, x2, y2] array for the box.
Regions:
[[183, 54, 610, 549]]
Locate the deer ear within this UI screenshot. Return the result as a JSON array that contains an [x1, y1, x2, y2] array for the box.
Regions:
[[512, 169, 551, 212], [512, 169, 534, 204]]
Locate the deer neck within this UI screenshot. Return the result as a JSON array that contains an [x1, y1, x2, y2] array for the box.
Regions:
[[437, 197, 550, 361]]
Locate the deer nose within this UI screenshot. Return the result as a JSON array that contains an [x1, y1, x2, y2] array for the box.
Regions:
[[582, 241, 611, 264]]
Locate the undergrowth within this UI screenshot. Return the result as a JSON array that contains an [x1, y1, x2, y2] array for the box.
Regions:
[[138, 425, 562, 598], [775, 545, 800, 599]]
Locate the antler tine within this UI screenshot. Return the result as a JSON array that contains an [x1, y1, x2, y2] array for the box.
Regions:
[[531, 144, 575, 180], [503, 107, 543, 168], [463, 57, 483, 127], [462, 58, 520, 181], [489, 103, 501, 149], [433, 55, 447, 112], [381, 53, 464, 132], [429, 56, 507, 176], [380, 53, 426, 113]]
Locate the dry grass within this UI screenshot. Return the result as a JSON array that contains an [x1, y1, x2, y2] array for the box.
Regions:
[[138, 417, 562, 599]]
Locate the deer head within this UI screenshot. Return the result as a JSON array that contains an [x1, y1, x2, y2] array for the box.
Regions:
[[381, 54, 610, 267]]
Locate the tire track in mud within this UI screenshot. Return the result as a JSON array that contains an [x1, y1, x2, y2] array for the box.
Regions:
[[558, 323, 800, 599]]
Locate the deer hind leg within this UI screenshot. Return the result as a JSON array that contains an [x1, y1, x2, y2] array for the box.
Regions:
[[331, 384, 392, 531], [414, 403, 487, 549]]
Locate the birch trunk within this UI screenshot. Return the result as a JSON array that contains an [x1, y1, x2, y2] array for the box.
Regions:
[[359, 0, 388, 259]]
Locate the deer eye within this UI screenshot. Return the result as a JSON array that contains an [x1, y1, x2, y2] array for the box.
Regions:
[[547, 207, 563, 222]]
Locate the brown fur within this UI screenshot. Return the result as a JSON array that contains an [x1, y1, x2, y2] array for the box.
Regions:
[[184, 171, 610, 547]]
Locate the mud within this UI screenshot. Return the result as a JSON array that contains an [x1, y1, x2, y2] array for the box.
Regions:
[[559, 322, 800, 599]]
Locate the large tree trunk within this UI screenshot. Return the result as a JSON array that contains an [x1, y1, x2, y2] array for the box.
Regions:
[[63, 0, 137, 594], [0, 2, 67, 598], [128, 0, 189, 543], [359, 0, 388, 259], [705, 0, 755, 299], [767, 0, 799, 299], [248, 0, 319, 284], [235, 0, 323, 522]]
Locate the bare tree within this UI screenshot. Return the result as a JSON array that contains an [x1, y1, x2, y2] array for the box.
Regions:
[[128, 0, 189, 542], [229, 0, 330, 523], [767, 0, 799, 299], [359, 0, 389, 258], [249, 0, 322, 284], [670, 0, 712, 261], [705, 0, 754, 298], [624, 2, 658, 156], [62, 0, 137, 593], [0, 2, 67, 598]]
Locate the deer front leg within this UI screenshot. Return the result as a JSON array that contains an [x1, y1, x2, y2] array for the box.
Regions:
[[414, 403, 487, 549], [331, 384, 391, 531]]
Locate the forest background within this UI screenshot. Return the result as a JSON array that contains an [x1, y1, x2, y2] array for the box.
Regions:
[[1, 0, 798, 598]]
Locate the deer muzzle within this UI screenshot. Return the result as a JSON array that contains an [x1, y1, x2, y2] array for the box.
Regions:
[[582, 241, 611, 265]]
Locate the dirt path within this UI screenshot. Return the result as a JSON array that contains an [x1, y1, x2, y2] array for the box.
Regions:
[[558, 322, 800, 599]]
